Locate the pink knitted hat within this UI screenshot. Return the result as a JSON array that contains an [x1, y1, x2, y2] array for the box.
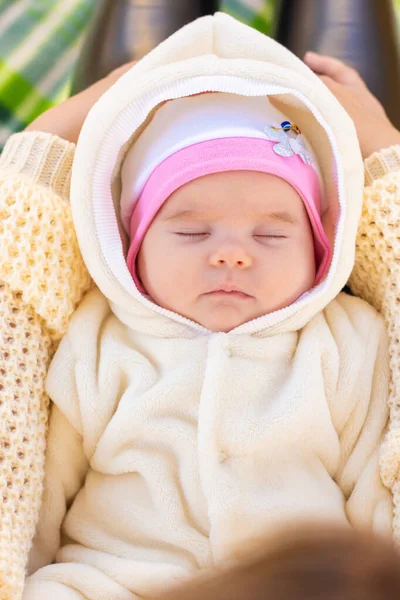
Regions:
[[121, 93, 331, 293]]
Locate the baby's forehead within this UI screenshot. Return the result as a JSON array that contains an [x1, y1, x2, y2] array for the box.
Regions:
[[160, 171, 304, 218]]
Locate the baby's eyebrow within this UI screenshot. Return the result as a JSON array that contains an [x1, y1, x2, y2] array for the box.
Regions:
[[265, 211, 299, 225], [164, 210, 212, 221]]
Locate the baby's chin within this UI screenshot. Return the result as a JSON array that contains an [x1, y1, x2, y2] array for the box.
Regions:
[[193, 306, 261, 332], [191, 296, 300, 331]]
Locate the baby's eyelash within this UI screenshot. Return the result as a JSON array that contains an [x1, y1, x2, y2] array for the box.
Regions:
[[254, 234, 287, 239], [175, 232, 208, 239]]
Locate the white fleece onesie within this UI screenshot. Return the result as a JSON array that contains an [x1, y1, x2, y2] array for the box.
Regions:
[[24, 13, 392, 600]]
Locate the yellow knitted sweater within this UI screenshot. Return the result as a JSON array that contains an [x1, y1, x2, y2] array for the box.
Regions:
[[0, 130, 399, 600], [349, 145, 400, 538], [0, 132, 92, 600]]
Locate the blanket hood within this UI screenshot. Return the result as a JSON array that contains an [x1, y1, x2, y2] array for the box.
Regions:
[[70, 12, 364, 338]]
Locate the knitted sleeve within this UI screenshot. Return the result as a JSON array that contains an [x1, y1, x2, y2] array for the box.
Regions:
[[348, 144, 400, 544], [0, 132, 92, 600]]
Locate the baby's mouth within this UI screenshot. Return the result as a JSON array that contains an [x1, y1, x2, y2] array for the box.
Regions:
[[205, 285, 253, 299], [207, 290, 252, 300]]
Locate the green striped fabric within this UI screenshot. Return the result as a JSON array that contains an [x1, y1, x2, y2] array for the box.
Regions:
[[0, 0, 399, 150], [221, 0, 277, 35], [0, 0, 95, 149], [0, 0, 276, 149]]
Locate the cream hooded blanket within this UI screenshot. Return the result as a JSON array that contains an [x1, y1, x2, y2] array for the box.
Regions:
[[24, 13, 395, 600]]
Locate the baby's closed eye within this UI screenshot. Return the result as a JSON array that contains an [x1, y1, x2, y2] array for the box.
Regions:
[[174, 232, 209, 239]]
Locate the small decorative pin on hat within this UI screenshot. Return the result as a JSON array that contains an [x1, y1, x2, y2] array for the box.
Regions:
[[264, 120, 313, 166]]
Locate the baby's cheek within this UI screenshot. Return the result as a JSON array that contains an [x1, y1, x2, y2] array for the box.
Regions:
[[157, 258, 191, 299], [261, 246, 313, 293]]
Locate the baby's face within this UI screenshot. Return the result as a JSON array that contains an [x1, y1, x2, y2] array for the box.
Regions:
[[137, 171, 316, 332]]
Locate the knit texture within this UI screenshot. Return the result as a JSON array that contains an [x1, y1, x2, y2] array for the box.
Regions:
[[0, 129, 399, 597], [0, 132, 92, 600], [349, 144, 400, 544], [25, 8, 396, 588]]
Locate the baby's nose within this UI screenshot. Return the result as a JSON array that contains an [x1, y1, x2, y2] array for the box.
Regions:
[[210, 245, 252, 269]]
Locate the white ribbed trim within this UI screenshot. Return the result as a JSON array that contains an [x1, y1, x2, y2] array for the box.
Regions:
[[90, 75, 345, 336]]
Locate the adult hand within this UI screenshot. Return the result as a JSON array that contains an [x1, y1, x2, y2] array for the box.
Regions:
[[304, 52, 400, 159], [25, 61, 137, 144]]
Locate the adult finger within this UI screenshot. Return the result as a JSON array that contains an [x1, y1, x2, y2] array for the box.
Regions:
[[304, 52, 365, 88]]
